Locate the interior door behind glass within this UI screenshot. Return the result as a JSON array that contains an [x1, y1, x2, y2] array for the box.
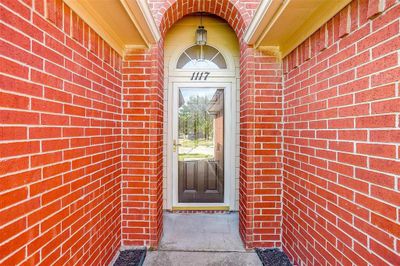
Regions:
[[177, 87, 224, 203]]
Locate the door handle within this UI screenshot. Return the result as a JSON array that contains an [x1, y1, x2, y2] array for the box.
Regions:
[[173, 140, 181, 152]]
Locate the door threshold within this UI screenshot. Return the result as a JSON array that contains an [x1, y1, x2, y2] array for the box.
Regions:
[[171, 206, 230, 211]]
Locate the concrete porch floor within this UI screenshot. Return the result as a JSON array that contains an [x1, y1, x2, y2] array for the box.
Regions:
[[144, 212, 261, 266]]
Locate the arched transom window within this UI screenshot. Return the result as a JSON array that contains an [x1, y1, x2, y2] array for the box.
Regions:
[[176, 45, 227, 70]]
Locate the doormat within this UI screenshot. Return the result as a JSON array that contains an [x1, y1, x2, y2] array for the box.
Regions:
[[255, 248, 292, 266], [114, 249, 146, 266]]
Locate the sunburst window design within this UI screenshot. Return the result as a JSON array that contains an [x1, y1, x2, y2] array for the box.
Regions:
[[176, 45, 227, 70]]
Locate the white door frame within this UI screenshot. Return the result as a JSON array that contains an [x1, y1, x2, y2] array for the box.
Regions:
[[166, 77, 237, 210]]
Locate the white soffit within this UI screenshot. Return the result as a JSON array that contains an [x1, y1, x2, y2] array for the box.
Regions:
[[244, 0, 352, 57], [64, 0, 160, 55]]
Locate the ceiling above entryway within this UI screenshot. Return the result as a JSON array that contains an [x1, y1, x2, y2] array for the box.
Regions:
[[64, 0, 352, 58], [63, 0, 160, 55], [244, 0, 352, 57]]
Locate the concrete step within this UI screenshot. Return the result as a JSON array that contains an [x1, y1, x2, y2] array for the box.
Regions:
[[160, 213, 246, 252], [143, 250, 262, 266]]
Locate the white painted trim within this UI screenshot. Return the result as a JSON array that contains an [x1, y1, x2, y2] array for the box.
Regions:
[[243, 0, 283, 44], [136, 0, 161, 43], [120, 0, 161, 46], [165, 78, 238, 210], [169, 44, 236, 77], [168, 81, 236, 210]]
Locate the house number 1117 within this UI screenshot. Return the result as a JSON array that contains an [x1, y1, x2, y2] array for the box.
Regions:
[[191, 72, 210, 80]]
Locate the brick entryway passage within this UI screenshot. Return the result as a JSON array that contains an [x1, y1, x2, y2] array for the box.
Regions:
[[122, 0, 283, 250], [1, 0, 400, 265], [143, 212, 261, 265]]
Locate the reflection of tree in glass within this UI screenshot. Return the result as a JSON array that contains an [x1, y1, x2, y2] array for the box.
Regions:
[[179, 94, 214, 146]]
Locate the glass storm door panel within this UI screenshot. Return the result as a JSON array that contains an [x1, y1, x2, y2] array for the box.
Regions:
[[177, 88, 224, 203]]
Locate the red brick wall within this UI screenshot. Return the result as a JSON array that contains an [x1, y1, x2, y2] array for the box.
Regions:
[[6, 0, 397, 262], [239, 46, 283, 249], [0, 0, 122, 265], [121, 44, 164, 247], [282, 0, 400, 264], [252, 49, 283, 248]]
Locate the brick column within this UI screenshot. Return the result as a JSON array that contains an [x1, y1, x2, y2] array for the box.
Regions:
[[239, 46, 283, 249], [239, 45, 256, 248], [121, 44, 163, 247]]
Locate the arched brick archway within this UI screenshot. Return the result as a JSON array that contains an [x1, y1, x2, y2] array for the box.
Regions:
[[155, 0, 255, 249], [156, 0, 250, 40], [122, 0, 283, 249]]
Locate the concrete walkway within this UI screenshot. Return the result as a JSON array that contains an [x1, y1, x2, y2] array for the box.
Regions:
[[144, 212, 261, 266]]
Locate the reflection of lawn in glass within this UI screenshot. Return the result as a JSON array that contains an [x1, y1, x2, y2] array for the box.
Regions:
[[178, 138, 214, 161], [179, 153, 213, 161], [179, 138, 213, 148]]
